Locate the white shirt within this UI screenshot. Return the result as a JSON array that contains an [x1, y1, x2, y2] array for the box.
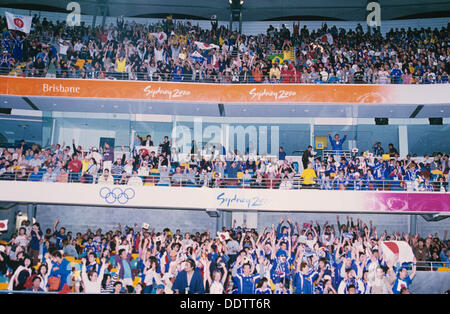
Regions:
[[210, 281, 224, 294], [128, 176, 143, 186], [154, 48, 164, 62], [81, 264, 105, 294], [74, 42, 83, 52], [144, 269, 163, 286], [14, 235, 29, 248]]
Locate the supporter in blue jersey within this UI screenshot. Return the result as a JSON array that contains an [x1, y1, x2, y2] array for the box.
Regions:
[[255, 277, 272, 294], [392, 258, 417, 294], [232, 262, 260, 294], [405, 162, 421, 181], [328, 132, 348, 156], [293, 261, 316, 294]]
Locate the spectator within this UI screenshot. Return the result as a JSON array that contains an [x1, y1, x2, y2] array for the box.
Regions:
[[301, 162, 317, 188], [172, 258, 205, 294], [328, 132, 347, 156], [48, 250, 71, 291], [392, 258, 417, 294]]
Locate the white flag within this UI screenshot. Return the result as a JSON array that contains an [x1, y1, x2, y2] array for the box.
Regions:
[[380, 241, 415, 264], [217, 231, 230, 241], [5, 11, 32, 34], [150, 31, 167, 45], [0, 219, 8, 232]]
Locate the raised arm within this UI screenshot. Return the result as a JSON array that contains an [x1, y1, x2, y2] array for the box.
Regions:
[[410, 257, 417, 280], [53, 218, 59, 233]]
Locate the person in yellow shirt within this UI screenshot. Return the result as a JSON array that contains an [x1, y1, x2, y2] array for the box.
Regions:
[[269, 63, 281, 81], [11, 159, 22, 171], [116, 56, 126, 73], [301, 162, 317, 187]]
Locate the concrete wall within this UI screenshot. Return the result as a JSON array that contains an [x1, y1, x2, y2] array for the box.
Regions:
[[34, 205, 219, 235], [410, 272, 450, 294], [256, 212, 424, 237]]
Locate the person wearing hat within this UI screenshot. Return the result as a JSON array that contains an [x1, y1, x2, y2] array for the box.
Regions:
[[270, 248, 292, 285], [322, 275, 337, 294]]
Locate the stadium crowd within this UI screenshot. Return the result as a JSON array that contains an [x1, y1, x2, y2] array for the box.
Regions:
[[0, 14, 449, 83], [0, 134, 449, 191], [0, 216, 448, 294]]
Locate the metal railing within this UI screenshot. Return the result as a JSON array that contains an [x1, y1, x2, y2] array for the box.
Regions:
[[1, 169, 448, 192], [2, 67, 448, 85]]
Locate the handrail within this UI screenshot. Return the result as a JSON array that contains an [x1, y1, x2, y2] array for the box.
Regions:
[[1, 169, 448, 192], [2, 69, 448, 85]]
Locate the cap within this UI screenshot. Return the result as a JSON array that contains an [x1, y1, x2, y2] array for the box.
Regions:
[[276, 249, 287, 258]]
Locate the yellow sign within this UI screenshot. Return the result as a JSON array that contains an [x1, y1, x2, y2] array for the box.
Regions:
[[315, 136, 327, 150], [382, 154, 390, 160]]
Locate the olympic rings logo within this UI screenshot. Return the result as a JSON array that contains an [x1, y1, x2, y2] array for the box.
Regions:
[[99, 187, 135, 204]]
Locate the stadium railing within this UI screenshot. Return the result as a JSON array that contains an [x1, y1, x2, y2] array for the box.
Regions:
[[1, 169, 447, 192]]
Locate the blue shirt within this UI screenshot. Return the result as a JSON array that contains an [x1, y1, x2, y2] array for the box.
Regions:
[[28, 172, 43, 182], [255, 287, 272, 294], [122, 260, 132, 279], [293, 270, 315, 294], [392, 275, 413, 294], [172, 270, 205, 294], [30, 230, 43, 250], [233, 273, 260, 294], [328, 135, 347, 152], [53, 231, 67, 250], [405, 168, 420, 181]]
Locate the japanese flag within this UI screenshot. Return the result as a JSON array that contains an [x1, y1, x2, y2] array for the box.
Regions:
[[150, 31, 167, 45], [380, 241, 414, 264], [0, 219, 8, 232], [217, 232, 230, 241], [320, 33, 333, 45], [5, 12, 32, 34]]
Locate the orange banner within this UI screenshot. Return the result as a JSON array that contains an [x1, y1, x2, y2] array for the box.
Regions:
[[0, 77, 448, 104]]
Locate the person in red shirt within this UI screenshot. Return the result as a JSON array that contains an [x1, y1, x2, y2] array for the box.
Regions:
[[287, 63, 296, 83], [68, 153, 82, 182], [280, 64, 291, 83]]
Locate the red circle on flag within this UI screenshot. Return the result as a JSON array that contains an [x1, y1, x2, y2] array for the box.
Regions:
[[14, 18, 24, 29], [0, 222, 5, 229]]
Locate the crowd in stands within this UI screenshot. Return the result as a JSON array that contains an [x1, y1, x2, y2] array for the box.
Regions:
[[0, 13, 449, 84], [0, 216, 448, 294], [0, 134, 449, 191]]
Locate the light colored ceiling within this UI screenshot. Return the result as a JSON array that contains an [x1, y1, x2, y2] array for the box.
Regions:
[[1, 95, 449, 118]]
